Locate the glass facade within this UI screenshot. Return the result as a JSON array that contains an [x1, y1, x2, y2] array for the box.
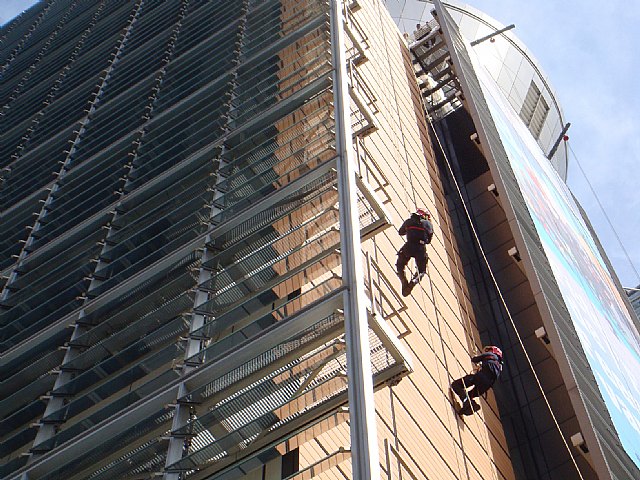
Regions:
[[0, 1, 409, 478]]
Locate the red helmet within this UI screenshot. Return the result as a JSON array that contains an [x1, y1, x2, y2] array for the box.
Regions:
[[483, 345, 502, 359], [415, 208, 430, 219]]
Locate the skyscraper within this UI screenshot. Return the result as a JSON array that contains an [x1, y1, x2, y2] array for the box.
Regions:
[[1, 1, 638, 479]]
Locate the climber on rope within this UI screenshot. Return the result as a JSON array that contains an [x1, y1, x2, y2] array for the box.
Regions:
[[450, 345, 503, 416], [396, 208, 434, 297]]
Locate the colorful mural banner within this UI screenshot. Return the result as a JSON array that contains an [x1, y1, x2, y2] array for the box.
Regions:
[[472, 55, 640, 468]]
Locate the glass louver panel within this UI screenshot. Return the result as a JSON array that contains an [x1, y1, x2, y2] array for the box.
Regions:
[[0, 115, 33, 158], [67, 2, 135, 58], [171, 0, 244, 57], [64, 270, 194, 355], [178, 348, 348, 438], [0, 318, 68, 380], [214, 145, 334, 214], [0, 455, 27, 478], [0, 131, 75, 210], [77, 249, 202, 328], [0, 250, 199, 451], [55, 309, 194, 391], [2, 181, 394, 480], [16, 1, 71, 51], [241, 0, 327, 57], [0, 39, 76, 104], [202, 197, 339, 274], [0, 374, 54, 426], [66, 84, 153, 161], [28, 153, 135, 248], [125, 95, 230, 191], [42, 318, 189, 421], [0, 5, 47, 62], [190, 276, 342, 361], [120, 0, 180, 54], [106, 160, 218, 244], [2, 214, 109, 301], [0, 362, 58, 418], [0, 420, 39, 462], [89, 220, 208, 299], [219, 92, 333, 169], [152, 33, 238, 113], [1, 1, 100, 98], [24, 84, 97, 144], [0, 241, 101, 345], [52, 42, 113, 98], [519, 80, 549, 140], [0, 282, 88, 350], [0, 197, 45, 270], [195, 234, 341, 317], [195, 195, 341, 298], [0, 230, 103, 319], [39, 371, 181, 451], [2, 5, 67, 78], [7, 169, 388, 471], [41, 408, 175, 480], [40, 1, 100, 45], [2, 2, 135, 136], [2, 72, 88, 137], [148, 8, 243, 117], [57, 305, 192, 385], [210, 167, 337, 253], [103, 203, 207, 257]]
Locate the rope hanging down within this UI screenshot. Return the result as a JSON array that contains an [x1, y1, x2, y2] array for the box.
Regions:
[[567, 142, 640, 285], [425, 115, 586, 480]]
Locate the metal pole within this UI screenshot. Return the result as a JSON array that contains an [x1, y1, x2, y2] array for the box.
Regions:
[[330, 2, 380, 479], [547, 122, 571, 160], [470, 24, 515, 46]]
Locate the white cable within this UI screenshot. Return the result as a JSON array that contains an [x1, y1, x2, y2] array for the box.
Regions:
[[568, 142, 640, 285], [427, 115, 586, 480]]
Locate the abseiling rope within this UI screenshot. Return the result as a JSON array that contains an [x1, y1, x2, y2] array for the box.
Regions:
[[567, 142, 640, 285], [425, 115, 586, 480], [401, 113, 498, 475], [432, 164, 480, 355], [421, 260, 500, 480], [423, 262, 498, 479]]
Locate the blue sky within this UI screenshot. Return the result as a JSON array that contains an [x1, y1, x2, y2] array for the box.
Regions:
[[1, 0, 638, 289], [388, 0, 640, 290], [0, 0, 37, 26]]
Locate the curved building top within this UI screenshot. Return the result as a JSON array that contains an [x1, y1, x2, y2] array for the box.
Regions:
[[441, 1, 569, 180]]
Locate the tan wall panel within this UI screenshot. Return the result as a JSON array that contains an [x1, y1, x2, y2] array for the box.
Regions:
[[296, 1, 515, 479]]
